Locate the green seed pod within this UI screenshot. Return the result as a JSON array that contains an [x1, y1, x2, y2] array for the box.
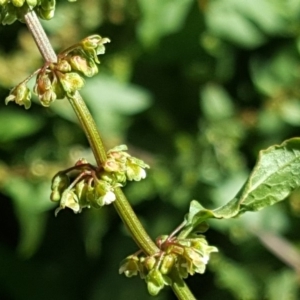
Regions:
[[56, 59, 72, 73], [146, 269, 165, 296], [51, 172, 70, 193], [26, 0, 38, 7], [144, 256, 156, 271], [40, 0, 55, 11], [40, 89, 56, 107], [58, 71, 84, 94], [50, 190, 61, 202], [37, 7, 54, 20], [69, 55, 98, 77], [51, 77, 66, 99], [12, 0, 25, 8], [75, 180, 90, 208], [160, 254, 176, 275], [58, 189, 80, 214]]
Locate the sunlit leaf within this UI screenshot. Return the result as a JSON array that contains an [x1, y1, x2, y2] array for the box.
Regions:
[[189, 138, 300, 227], [200, 84, 235, 121], [136, 0, 194, 47]]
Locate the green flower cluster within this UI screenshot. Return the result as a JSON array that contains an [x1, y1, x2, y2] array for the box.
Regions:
[[0, 0, 61, 24], [119, 235, 218, 296], [5, 35, 110, 108], [50, 145, 149, 215]]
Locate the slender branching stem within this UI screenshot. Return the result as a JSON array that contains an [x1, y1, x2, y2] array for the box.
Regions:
[[24, 11, 57, 63], [23, 10, 196, 299]]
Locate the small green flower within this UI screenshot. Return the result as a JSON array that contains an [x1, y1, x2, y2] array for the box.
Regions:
[[11, 0, 25, 8], [146, 269, 171, 296], [160, 254, 176, 275], [126, 157, 150, 181], [55, 189, 80, 216], [89, 179, 118, 207], [26, 0, 38, 7], [56, 59, 72, 73], [69, 55, 98, 77], [57, 71, 84, 94], [37, 6, 55, 20], [50, 172, 70, 202], [119, 255, 140, 277], [40, 0, 55, 11], [5, 83, 31, 109], [81, 35, 110, 63]]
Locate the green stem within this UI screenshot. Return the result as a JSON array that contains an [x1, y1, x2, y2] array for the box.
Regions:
[[172, 278, 197, 300], [68, 92, 107, 166], [68, 92, 158, 255], [24, 10, 196, 300]]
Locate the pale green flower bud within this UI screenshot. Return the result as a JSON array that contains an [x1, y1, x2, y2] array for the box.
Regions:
[[40, 89, 57, 107], [126, 157, 149, 181], [40, 0, 55, 10], [12, 0, 25, 7], [81, 35, 110, 63], [146, 269, 171, 296], [26, 0, 38, 7], [58, 71, 84, 94], [144, 256, 156, 271], [160, 254, 176, 275], [37, 7, 55, 20], [55, 189, 80, 216], [51, 172, 70, 190], [56, 59, 72, 73], [69, 55, 98, 77], [5, 83, 31, 109], [119, 256, 140, 277]]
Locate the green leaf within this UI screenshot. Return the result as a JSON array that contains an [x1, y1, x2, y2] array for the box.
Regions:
[[236, 137, 300, 214], [188, 138, 300, 227], [136, 0, 194, 47], [200, 84, 235, 121], [0, 109, 44, 142]]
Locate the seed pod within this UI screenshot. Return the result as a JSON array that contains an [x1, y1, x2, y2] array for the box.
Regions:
[[41, 0, 55, 10], [58, 71, 84, 94], [26, 0, 38, 7], [56, 59, 72, 73], [160, 254, 176, 275], [37, 7, 54, 20], [51, 172, 70, 196], [12, 0, 25, 8], [144, 256, 156, 271]]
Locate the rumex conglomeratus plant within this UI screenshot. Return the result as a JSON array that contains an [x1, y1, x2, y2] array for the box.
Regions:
[[3, 1, 300, 299]]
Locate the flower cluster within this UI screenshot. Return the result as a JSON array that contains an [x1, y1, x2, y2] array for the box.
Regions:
[[119, 234, 218, 296], [5, 35, 110, 109], [0, 0, 59, 24], [50, 145, 149, 215]]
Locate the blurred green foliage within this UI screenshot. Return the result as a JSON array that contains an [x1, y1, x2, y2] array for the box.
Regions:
[[1, 0, 300, 299]]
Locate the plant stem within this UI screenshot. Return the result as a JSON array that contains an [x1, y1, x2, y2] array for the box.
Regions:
[[68, 92, 107, 166], [24, 10, 196, 299], [24, 9, 158, 256], [24, 11, 57, 63], [68, 92, 158, 255], [172, 277, 197, 300]]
